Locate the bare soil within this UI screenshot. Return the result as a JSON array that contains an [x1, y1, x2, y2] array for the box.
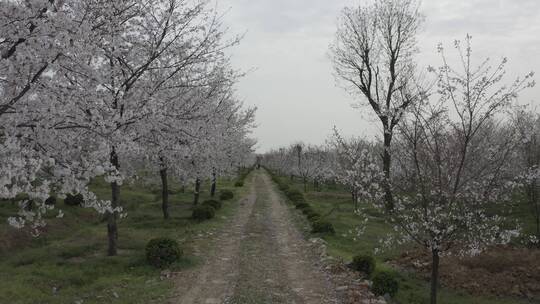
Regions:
[[393, 245, 540, 301]]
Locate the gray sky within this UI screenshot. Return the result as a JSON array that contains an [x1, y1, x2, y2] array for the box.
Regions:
[[217, 0, 540, 153]]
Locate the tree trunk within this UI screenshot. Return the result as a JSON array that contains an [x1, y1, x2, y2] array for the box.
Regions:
[[210, 170, 216, 197], [527, 182, 540, 246], [303, 177, 307, 193], [193, 178, 201, 205], [535, 206, 540, 245], [352, 191, 358, 212], [430, 249, 440, 304], [24, 200, 33, 211], [533, 183, 540, 242], [383, 132, 395, 210], [160, 166, 169, 220], [108, 148, 120, 256], [536, 215, 540, 242]]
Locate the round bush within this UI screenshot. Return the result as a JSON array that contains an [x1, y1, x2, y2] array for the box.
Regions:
[[145, 238, 182, 268], [296, 202, 310, 210], [311, 220, 335, 234], [304, 208, 317, 217], [307, 212, 321, 222], [301, 206, 314, 215], [192, 205, 215, 221], [351, 255, 376, 276], [372, 271, 399, 297], [278, 183, 290, 192], [64, 193, 84, 206], [202, 199, 222, 210], [286, 189, 305, 203], [219, 190, 234, 201], [234, 181, 244, 187], [45, 196, 57, 206]]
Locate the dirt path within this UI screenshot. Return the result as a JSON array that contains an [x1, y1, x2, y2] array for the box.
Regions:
[[170, 171, 341, 304]]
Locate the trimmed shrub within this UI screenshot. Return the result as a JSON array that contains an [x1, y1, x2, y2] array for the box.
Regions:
[[372, 271, 399, 297], [202, 199, 222, 210], [45, 196, 57, 206], [278, 183, 289, 192], [306, 212, 321, 222], [145, 238, 182, 268], [311, 220, 335, 234], [192, 205, 215, 221], [219, 190, 234, 201], [301, 206, 314, 215], [235, 167, 252, 185], [303, 208, 317, 217], [64, 193, 84, 206], [295, 202, 310, 210], [286, 189, 305, 203], [351, 255, 376, 276]]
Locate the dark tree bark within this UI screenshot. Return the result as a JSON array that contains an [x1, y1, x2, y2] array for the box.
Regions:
[[24, 200, 34, 211], [108, 148, 120, 256], [383, 132, 395, 210], [526, 181, 540, 244], [210, 169, 216, 197], [160, 165, 169, 220], [352, 191, 358, 212], [430, 249, 440, 304], [193, 178, 201, 205]]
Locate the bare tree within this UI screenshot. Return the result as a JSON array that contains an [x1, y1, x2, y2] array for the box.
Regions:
[[330, 0, 425, 209]]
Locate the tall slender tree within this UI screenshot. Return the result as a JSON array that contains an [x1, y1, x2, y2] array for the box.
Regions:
[[331, 0, 425, 209]]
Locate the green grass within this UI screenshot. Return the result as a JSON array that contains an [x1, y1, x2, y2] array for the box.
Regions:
[[0, 174, 251, 304], [268, 172, 532, 304]]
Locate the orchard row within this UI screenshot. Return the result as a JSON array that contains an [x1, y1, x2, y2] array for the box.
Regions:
[[0, 0, 256, 256]]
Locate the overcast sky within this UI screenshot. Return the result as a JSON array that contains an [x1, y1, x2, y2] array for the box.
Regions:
[[217, 0, 540, 153]]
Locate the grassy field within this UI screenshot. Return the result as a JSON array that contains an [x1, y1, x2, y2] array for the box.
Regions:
[[268, 172, 533, 304], [0, 174, 250, 304]]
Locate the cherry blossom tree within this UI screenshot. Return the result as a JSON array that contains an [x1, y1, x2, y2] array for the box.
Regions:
[[1, 0, 122, 234], [329, 129, 383, 211], [261, 147, 295, 177], [1, 0, 251, 256], [138, 58, 249, 218], [70, 0, 249, 255], [378, 36, 535, 304], [513, 108, 540, 244], [295, 144, 327, 192]]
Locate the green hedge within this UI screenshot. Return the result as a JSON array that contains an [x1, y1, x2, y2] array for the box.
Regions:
[[311, 220, 335, 234], [145, 238, 182, 269], [351, 254, 376, 277], [219, 190, 234, 201], [202, 199, 222, 210], [372, 271, 399, 297], [192, 205, 215, 221]]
